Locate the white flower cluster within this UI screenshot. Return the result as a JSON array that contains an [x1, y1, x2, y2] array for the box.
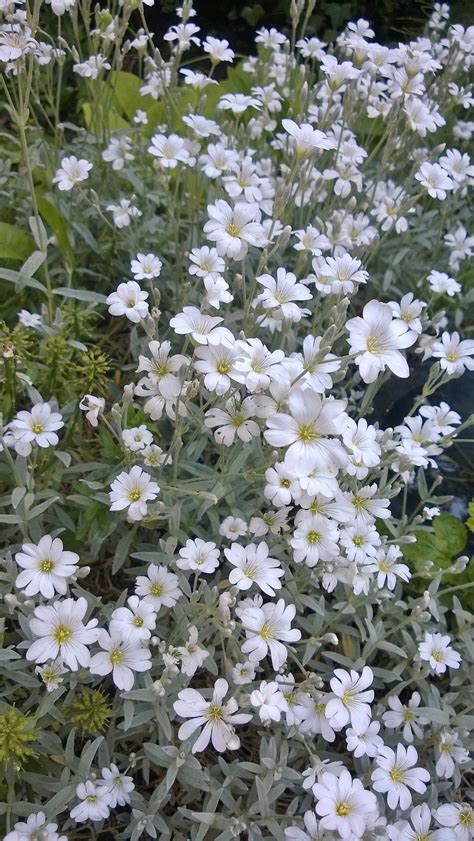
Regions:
[[0, 1, 473, 840]]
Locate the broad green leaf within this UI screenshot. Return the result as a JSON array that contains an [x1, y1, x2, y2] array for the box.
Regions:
[[0, 222, 34, 261], [37, 194, 74, 260]]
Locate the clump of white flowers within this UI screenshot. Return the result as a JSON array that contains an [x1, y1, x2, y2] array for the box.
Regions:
[[0, 1, 473, 839]]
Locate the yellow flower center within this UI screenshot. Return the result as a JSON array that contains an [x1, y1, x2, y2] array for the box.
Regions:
[[243, 563, 256, 580], [280, 478, 291, 488], [352, 495, 366, 510], [217, 360, 231, 374], [207, 703, 224, 722], [150, 583, 163, 597], [32, 423, 44, 434], [231, 414, 244, 427], [307, 531, 320, 544], [446, 352, 458, 362], [378, 560, 390, 572], [366, 336, 382, 354], [154, 362, 170, 377], [260, 622, 273, 641], [297, 424, 317, 443], [460, 809, 473, 827], [403, 709, 415, 721], [39, 558, 54, 573], [352, 536, 363, 546], [335, 802, 350, 817], [389, 766, 404, 784], [53, 623, 72, 645], [129, 488, 141, 502], [134, 616, 144, 627], [109, 648, 124, 666], [432, 649, 443, 662], [86, 795, 98, 803], [226, 222, 240, 237]]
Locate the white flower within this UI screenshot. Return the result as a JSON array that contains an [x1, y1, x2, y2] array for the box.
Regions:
[[109, 466, 160, 521], [188, 246, 225, 278], [122, 425, 153, 452], [26, 596, 99, 670], [366, 545, 411, 590], [415, 162, 454, 199], [98, 764, 134, 807], [148, 133, 191, 168], [435, 731, 470, 779], [204, 275, 232, 310], [282, 119, 334, 155], [70, 780, 112, 823], [428, 270, 462, 297], [255, 268, 312, 321], [203, 200, 266, 261], [35, 657, 68, 692], [290, 514, 339, 567], [9, 402, 64, 451], [219, 516, 248, 539], [264, 388, 347, 467], [238, 598, 301, 670], [393, 804, 444, 841], [79, 394, 105, 427], [174, 678, 252, 753], [250, 680, 287, 723], [169, 306, 233, 345], [4, 811, 67, 841], [225, 542, 284, 596], [131, 252, 163, 280], [203, 36, 234, 63], [382, 691, 428, 742], [177, 538, 220, 573], [73, 54, 110, 78], [346, 720, 383, 758], [418, 632, 462, 674], [312, 769, 378, 839], [102, 136, 134, 170], [325, 666, 374, 731], [194, 343, 238, 395], [205, 397, 260, 446], [106, 280, 149, 323], [285, 811, 326, 841], [135, 564, 181, 611], [89, 629, 151, 690], [389, 293, 426, 334], [313, 253, 368, 296], [15, 535, 79, 598], [18, 309, 41, 328], [434, 803, 474, 841], [218, 93, 261, 113], [53, 155, 92, 190], [106, 198, 142, 228], [110, 595, 157, 643], [176, 625, 209, 676], [371, 745, 430, 810], [137, 340, 188, 399], [432, 331, 474, 375], [346, 300, 417, 383], [231, 660, 257, 685]]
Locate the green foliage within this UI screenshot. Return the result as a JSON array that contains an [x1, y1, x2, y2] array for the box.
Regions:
[[403, 513, 467, 571]]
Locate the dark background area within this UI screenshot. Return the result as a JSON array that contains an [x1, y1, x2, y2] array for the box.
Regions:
[[147, 0, 473, 51]]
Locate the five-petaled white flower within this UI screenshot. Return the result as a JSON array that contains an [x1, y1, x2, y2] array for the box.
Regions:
[[26, 596, 99, 670], [371, 744, 430, 810], [15, 535, 79, 598], [224, 541, 284, 595], [237, 598, 301, 670], [418, 632, 461, 674], [109, 466, 160, 521], [174, 678, 252, 753], [89, 629, 152, 690], [346, 300, 417, 383]]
